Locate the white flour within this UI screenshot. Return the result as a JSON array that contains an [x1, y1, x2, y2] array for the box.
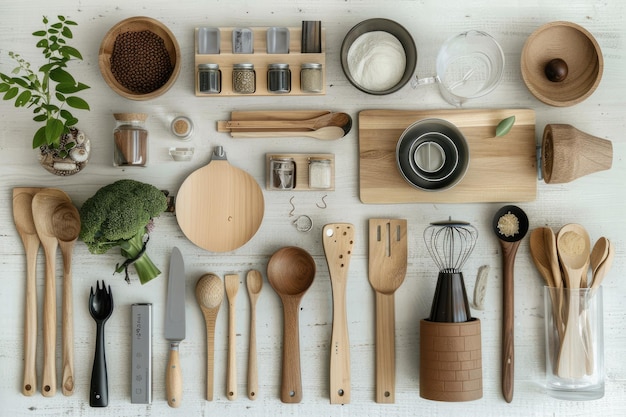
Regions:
[[347, 31, 406, 91]]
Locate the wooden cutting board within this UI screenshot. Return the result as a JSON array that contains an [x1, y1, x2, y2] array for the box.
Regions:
[[359, 109, 537, 204]]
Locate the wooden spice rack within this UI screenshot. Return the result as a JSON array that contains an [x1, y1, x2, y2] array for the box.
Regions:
[[266, 153, 335, 191], [194, 26, 326, 96]]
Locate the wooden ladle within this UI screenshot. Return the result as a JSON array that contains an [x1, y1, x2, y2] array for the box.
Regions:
[[12, 187, 42, 396], [556, 223, 591, 379], [52, 201, 81, 396], [195, 274, 223, 401], [246, 270, 263, 400], [267, 247, 316, 403], [32, 188, 71, 397]]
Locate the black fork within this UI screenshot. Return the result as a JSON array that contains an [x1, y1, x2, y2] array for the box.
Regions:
[[89, 280, 114, 407]]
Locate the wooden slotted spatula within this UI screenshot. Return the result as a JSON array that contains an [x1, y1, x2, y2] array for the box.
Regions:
[[368, 219, 408, 404], [323, 223, 355, 404]]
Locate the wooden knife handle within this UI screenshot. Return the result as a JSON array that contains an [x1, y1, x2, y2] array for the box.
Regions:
[[501, 240, 521, 403], [375, 292, 396, 403], [166, 344, 182, 408]]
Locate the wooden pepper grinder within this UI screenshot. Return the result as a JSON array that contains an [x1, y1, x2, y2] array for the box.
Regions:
[[541, 124, 612, 184]]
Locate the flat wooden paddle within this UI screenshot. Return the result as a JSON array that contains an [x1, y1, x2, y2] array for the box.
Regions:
[[176, 147, 264, 252]]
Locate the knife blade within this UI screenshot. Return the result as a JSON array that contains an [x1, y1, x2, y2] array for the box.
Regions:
[[165, 247, 186, 408]]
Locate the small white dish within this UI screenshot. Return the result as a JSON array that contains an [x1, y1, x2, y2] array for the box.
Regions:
[[169, 147, 195, 161]]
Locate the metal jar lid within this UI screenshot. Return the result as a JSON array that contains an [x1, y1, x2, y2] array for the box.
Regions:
[[233, 63, 255, 70], [268, 63, 290, 70], [198, 63, 220, 70], [301, 63, 322, 70]]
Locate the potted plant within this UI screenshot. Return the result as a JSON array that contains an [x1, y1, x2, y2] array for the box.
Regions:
[[0, 15, 91, 176]]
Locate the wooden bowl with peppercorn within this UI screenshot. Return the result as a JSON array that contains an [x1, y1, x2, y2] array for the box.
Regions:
[[521, 21, 603, 107], [99, 16, 181, 100]]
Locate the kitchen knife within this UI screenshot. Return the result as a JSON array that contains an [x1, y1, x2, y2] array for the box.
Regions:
[[165, 247, 186, 408]]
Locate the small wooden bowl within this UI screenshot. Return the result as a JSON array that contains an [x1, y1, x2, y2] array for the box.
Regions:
[[521, 21, 603, 107], [99, 16, 181, 100]]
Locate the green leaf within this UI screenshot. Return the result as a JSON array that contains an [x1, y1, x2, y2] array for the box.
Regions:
[[58, 15, 65, 22], [0, 83, 9, 92], [496, 116, 516, 137], [15, 90, 31, 107], [56, 82, 89, 94], [45, 118, 64, 143], [43, 16, 49, 25], [64, 141, 76, 150], [36, 39, 49, 49], [32, 30, 47, 37], [55, 92, 66, 102], [3, 86, 19, 100], [60, 46, 82, 60], [61, 26, 73, 39], [33, 126, 48, 148], [60, 109, 73, 120], [11, 77, 30, 88], [65, 117, 79, 126], [65, 20, 77, 26], [49, 68, 75, 84], [66, 96, 89, 110], [51, 22, 62, 29], [48, 28, 59, 34], [33, 114, 48, 122]]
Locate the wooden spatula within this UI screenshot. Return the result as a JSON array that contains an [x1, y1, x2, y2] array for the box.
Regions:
[[368, 219, 408, 403]]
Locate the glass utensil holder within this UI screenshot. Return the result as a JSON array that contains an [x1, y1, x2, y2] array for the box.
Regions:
[[113, 113, 149, 167]]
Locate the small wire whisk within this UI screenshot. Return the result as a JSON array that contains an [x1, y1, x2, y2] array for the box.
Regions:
[[424, 218, 478, 273]]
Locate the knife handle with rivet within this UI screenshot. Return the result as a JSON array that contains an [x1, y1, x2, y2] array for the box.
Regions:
[[166, 343, 182, 407]]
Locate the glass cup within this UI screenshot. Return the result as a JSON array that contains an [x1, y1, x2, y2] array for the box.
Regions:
[[544, 286, 604, 400], [412, 30, 505, 106]]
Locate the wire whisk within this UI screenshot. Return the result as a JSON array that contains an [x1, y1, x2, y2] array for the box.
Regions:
[[424, 218, 478, 273]]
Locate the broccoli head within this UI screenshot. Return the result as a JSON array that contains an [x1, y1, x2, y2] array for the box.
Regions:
[[79, 179, 168, 284]]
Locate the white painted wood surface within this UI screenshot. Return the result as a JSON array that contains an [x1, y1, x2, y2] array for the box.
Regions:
[[1, 0, 625, 415]]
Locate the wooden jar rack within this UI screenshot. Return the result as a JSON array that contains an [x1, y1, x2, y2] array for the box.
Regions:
[[194, 26, 326, 96]]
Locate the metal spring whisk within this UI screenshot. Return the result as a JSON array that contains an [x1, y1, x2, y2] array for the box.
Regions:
[[424, 218, 478, 273], [423, 218, 478, 323]]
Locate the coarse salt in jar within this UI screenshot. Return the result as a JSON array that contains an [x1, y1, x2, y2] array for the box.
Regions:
[[300, 63, 323, 93]]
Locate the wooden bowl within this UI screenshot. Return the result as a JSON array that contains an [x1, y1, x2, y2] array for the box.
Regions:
[[99, 16, 181, 100], [521, 21, 603, 107]]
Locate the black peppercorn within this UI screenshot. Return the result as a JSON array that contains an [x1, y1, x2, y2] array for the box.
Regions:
[[544, 58, 568, 82]]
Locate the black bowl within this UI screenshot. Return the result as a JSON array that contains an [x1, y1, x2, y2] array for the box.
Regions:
[[340, 18, 417, 95], [396, 119, 469, 191]]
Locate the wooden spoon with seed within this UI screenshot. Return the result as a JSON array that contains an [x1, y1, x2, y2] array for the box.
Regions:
[[195, 274, 223, 401]]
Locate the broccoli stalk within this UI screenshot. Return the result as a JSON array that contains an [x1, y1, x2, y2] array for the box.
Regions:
[[79, 179, 168, 285]]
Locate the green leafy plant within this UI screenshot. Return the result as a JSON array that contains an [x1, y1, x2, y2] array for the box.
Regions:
[[0, 15, 90, 149]]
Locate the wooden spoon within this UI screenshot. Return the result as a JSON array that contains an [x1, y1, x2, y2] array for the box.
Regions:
[[556, 223, 590, 379], [12, 187, 42, 396], [246, 270, 263, 400], [591, 238, 613, 289], [225, 112, 350, 132], [32, 188, 70, 397], [589, 237, 610, 288], [229, 125, 347, 140], [492, 205, 529, 403], [225, 273, 239, 401], [267, 247, 316, 403], [195, 274, 224, 401], [529, 227, 564, 343], [52, 201, 81, 396]]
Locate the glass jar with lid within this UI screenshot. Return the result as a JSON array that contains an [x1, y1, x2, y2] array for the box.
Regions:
[[113, 113, 149, 167], [198, 63, 221, 94], [300, 63, 323, 93], [267, 63, 291, 93], [233, 63, 256, 94]]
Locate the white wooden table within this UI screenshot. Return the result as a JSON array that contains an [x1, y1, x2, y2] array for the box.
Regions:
[[1, 1, 625, 416]]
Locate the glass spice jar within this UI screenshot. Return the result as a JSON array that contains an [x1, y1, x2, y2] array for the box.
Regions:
[[300, 63, 323, 93], [267, 63, 291, 93], [308, 157, 332, 189], [233, 63, 256, 94], [270, 157, 295, 190], [113, 113, 149, 167], [198, 63, 221, 94]]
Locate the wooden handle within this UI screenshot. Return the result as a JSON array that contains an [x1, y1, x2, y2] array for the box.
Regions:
[[203, 310, 218, 401], [375, 292, 396, 403], [166, 344, 182, 407], [281, 298, 303, 403], [61, 251, 74, 396], [330, 278, 350, 404], [247, 303, 258, 400], [227, 298, 237, 400], [42, 250, 57, 397], [501, 240, 521, 403], [22, 239, 38, 396]]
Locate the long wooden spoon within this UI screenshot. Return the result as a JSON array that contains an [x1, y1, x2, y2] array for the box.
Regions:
[[267, 247, 316, 403], [246, 270, 263, 400], [12, 187, 42, 396], [589, 237, 610, 288], [52, 201, 81, 396], [592, 239, 614, 289], [556, 223, 590, 379], [229, 125, 347, 140], [195, 274, 223, 401], [32, 188, 70, 397], [225, 273, 239, 401], [225, 112, 350, 131]]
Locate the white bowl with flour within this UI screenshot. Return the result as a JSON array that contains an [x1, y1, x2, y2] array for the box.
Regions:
[[341, 18, 417, 95]]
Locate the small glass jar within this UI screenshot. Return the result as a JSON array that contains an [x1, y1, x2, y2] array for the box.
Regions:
[[113, 113, 149, 167], [267, 63, 291, 94], [300, 63, 323, 93], [309, 157, 332, 189], [170, 115, 194, 140], [270, 157, 295, 190], [233, 63, 256, 94], [198, 63, 221, 94]]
